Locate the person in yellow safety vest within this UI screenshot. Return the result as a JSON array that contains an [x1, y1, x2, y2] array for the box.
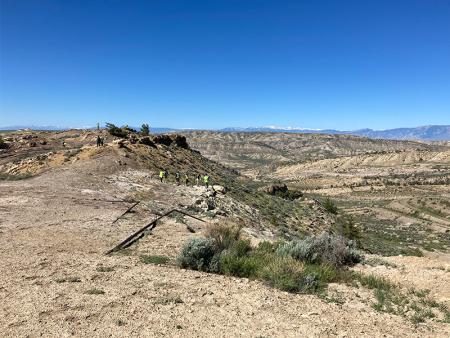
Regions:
[[203, 174, 210, 188], [184, 174, 189, 186], [159, 170, 165, 183], [175, 172, 180, 185]]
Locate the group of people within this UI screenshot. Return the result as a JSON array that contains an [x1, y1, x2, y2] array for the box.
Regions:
[[159, 170, 210, 188], [96, 135, 105, 147]]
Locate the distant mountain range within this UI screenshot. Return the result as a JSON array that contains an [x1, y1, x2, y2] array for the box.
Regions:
[[219, 125, 450, 141], [1, 124, 449, 141]]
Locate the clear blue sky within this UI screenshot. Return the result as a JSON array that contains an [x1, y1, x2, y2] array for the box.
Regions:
[[1, 0, 449, 130]]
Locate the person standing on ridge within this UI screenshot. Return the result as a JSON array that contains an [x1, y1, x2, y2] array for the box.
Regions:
[[196, 173, 201, 186], [203, 174, 210, 189], [184, 173, 189, 186], [159, 170, 165, 183], [175, 172, 181, 185], [96, 135, 101, 147]]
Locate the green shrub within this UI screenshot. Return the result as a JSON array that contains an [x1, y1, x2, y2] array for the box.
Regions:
[[220, 239, 256, 277], [276, 232, 362, 267], [140, 255, 170, 265], [220, 254, 259, 278], [177, 237, 218, 272], [323, 198, 338, 214], [334, 215, 361, 242], [274, 189, 303, 201], [205, 222, 242, 252], [260, 256, 305, 292]]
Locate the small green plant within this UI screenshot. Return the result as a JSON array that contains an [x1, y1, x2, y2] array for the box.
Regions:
[[323, 198, 338, 214], [85, 288, 105, 295], [0, 173, 32, 181], [117, 319, 126, 326], [177, 237, 219, 272], [334, 215, 361, 242], [55, 276, 81, 283], [205, 222, 242, 252], [96, 266, 114, 272], [154, 296, 184, 305], [140, 254, 170, 265]]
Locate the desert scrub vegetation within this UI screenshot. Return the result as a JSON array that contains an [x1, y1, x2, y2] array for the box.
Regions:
[[323, 197, 338, 214], [351, 272, 450, 324], [0, 172, 32, 181], [276, 232, 361, 267], [177, 224, 449, 323], [140, 254, 171, 265], [177, 224, 362, 293]]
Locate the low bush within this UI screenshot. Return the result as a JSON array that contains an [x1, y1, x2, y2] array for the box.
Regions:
[[260, 256, 306, 292], [334, 215, 361, 242], [276, 232, 362, 267], [323, 198, 338, 214], [140, 254, 170, 265], [205, 222, 242, 252], [178, 226, 363, 296], [274, 189, 303, 201], [177, 237, 219, 272]]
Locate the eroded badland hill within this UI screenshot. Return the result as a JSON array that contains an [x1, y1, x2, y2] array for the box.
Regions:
[[0, 129, 449, 337]]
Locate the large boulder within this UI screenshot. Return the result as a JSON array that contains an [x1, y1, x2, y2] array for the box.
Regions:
[[212, 185, 227, 194], [138, 136, 156, 148], [152, 134, 173, 146], [264, 184, 288, 195], [152, 134, 190, 149]]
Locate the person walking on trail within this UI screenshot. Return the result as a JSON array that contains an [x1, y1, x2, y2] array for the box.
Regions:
[[203, 174, 210, 188], [175, 172, 181, 185], [96, 135, 101, 147], [196, 174, 201, 186], [159, 170, 166, 183], [100, 137, 104, 146], [184, 173, 190, 186]]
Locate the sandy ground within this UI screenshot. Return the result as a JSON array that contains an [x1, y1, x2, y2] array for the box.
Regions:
[[1, 161, 450, 337]]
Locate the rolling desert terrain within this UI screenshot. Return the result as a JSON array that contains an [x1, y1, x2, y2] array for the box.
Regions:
[[0, 129, 449, 337]]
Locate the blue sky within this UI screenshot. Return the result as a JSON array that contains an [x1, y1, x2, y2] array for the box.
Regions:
[[1, 0, 449, 130]]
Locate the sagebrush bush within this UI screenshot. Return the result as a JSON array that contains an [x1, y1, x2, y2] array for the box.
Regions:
[[177, 237, 218, 272], [205, 222, 242, 252], [260, 256, 305, 292], [276, 232, 362, 267]]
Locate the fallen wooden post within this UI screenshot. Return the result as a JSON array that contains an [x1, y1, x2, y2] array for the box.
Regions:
[[112, 201, 140, 224], [105, 209, 206, 255]]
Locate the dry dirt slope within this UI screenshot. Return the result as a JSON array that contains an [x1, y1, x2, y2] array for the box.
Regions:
[[0, 158, 449, 337], [180, 131, 446, 173], [0, 135, 449, 337]]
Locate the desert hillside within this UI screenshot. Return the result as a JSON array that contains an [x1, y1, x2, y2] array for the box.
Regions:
[[0, 129, 449, 337]]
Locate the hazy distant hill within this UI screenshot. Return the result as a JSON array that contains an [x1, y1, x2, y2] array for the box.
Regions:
[[2, 124, 449, 140], [219, 125, 450, 141]]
